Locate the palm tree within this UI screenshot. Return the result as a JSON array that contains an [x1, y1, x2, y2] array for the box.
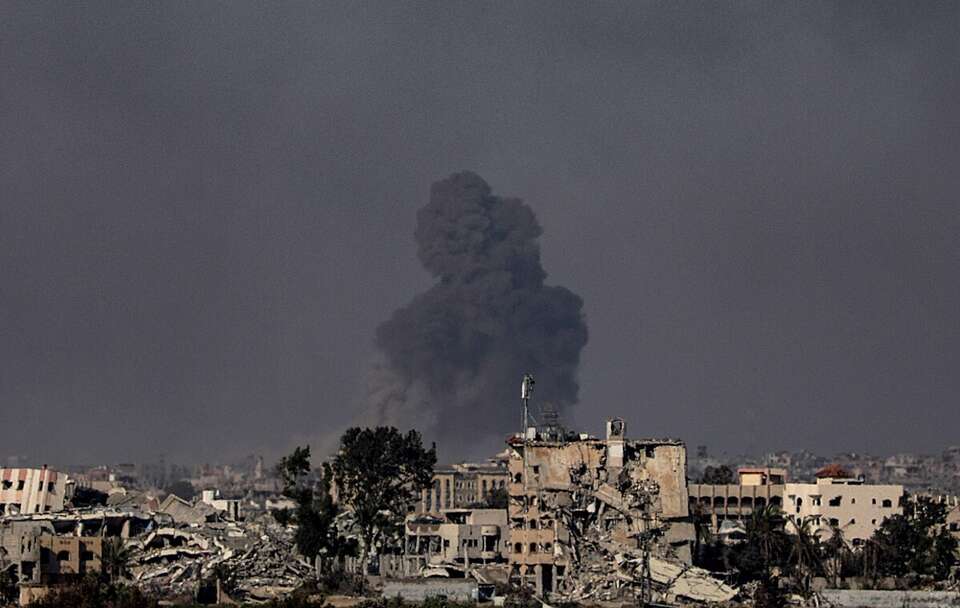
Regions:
[[690, 502, 713, 564], [101, 537, 132, 584], [787, 516, 822, 595], [823, 524, 846, 588], [747, 503, 787, 572]]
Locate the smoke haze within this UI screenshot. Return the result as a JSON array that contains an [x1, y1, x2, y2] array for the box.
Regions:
[[1, 3, 959, 464], [370, 173, 588, 453]]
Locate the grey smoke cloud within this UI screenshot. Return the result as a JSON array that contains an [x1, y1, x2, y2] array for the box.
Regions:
[[0, 3, 958, 465], [370, 173, 588, 450]]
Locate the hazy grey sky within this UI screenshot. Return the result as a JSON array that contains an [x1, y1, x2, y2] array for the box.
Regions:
[[2, 3, 958, 465]]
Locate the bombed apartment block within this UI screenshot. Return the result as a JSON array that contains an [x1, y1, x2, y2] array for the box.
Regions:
[[0, 467, 70, 516], [404, 508, 509, 575], [504, 417, 708, 600]]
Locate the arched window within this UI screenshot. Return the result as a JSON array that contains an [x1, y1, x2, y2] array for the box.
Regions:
[[513, 543, 523, 553], [882, 499, 893, 508], [529, 543, 538, 553], [713, 496, 725, 508], [57, 551, 70, 562]]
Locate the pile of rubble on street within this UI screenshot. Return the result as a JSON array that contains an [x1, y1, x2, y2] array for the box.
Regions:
[[127, 517, 314, 602]]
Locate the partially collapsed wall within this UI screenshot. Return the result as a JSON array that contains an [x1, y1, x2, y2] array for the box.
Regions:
[[505, 418, 735, 603]]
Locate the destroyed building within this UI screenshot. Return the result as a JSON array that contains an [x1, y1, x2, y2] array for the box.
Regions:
[[505, 418, 734, 603], [404, 508, 509, 575], [0, 467, 70, 516]]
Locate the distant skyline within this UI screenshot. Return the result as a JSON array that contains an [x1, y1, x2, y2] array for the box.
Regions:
[[2, 3, 959, 465]]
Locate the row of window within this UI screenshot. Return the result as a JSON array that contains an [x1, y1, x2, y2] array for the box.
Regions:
[[511, 518, 553, 530], [0, 480, 56, 493], [512, 542, 552, 554], [691, 496, 782, 508], [801, 515, 878, 527], [794, 496, 894, 508]]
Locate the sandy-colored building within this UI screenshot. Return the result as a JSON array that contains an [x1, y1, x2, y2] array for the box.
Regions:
[[0, 467, 68, 516], [404, 508, 509, 573], [687, 467, 786, 536], [506, 418, 692, 596], [785, 467, 903, 545], [418, 456, 510, 513]]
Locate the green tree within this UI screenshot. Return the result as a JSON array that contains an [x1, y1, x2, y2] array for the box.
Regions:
[[30, 575, 157, 608], [786, 517, 822, 595], [822, 524, 847, 587], [469, 487, 509, 510], [699, 465, 735, 485], [332, 427, 436, 570], [101, 538, 132, 584], [277, 446, 346, 563], [729, 504, 789, 585], [870, 496, 957, 579]]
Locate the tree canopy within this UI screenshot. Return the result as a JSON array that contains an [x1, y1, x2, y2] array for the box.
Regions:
[[332, 426, 436, 563]]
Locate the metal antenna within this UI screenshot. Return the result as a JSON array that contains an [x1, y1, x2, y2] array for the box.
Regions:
[[520, 374, 535, 503], [521, 374, 535, 435]]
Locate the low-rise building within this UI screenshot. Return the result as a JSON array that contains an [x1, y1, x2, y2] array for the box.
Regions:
[[200, 489, 242, 521], [784, 466, 903, 545], [687, 467, 786, 534], [404, 508, 509, 573]]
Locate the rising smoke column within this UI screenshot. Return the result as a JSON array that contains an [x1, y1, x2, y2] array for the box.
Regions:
[[370, 172, 588, 447]]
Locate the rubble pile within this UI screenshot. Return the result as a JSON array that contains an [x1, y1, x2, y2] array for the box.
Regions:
[[555, 477, 737, 604], [507, 427, 738, 605], [127, 517, 313, 602]]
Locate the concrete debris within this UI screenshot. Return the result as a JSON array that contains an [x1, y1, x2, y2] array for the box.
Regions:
[[128, 516, 313, 601], [2, 507, 313, 603], [506, 418, 738, 604]]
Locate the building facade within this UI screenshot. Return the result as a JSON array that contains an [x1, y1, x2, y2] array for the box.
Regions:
[[418, 457, 510, 513], [506, 418, 691, 596], [404, 508, 509, 573], [784, 475, 903, 545], [687, 467, 786, 535], [0, 468, 68, 516]]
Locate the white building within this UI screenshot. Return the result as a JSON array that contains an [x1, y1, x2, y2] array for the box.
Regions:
[[200, 489, 242, 520], [785, 468, 903, 546]]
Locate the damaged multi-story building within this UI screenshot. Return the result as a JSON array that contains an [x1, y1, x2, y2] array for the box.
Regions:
[[0, 466, 71, 516], [404, 508, 509, 575], [504, 417, 700, 598]]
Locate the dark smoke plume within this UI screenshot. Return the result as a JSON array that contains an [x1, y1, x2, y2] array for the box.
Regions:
[[369, 172, 588, 449]]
